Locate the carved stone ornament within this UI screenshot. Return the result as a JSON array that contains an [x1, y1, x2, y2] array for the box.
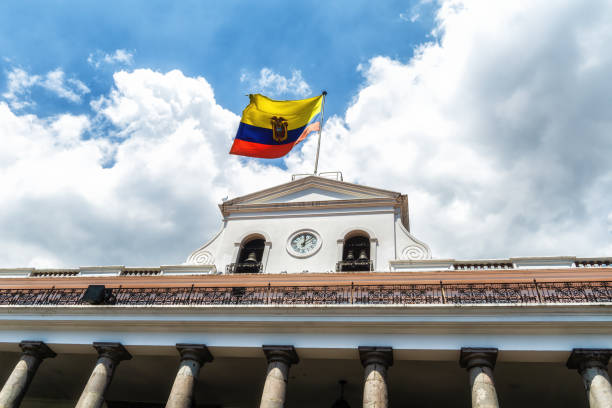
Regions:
[[460, 348, 498, 370], [567, 348, 612, 372], [93, 342, 132, 363], [358, 346, 394, 368], [401, 245, 429, 260], [262, 345, 299, 365], [19, 341, 57, 360], [186, 249, 214, 265], [176, 344, 214, 365]]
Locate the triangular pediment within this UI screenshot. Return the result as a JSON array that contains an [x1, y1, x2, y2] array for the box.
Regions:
[[224, 176, 401, 206]]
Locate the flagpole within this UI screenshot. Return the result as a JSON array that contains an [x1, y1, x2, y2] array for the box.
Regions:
[[313, 90, 327, 175]]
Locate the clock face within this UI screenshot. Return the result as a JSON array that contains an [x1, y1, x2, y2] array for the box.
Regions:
[[287, 230, 321, 257]]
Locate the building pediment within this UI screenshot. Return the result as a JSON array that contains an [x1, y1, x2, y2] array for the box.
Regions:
[[220, 176, 407, 218]]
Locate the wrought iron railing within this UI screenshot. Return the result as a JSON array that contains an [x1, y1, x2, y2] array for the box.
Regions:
[[1, 281, 612, 306], [225, 262, 263, 274], [336, 260, 374, 272]]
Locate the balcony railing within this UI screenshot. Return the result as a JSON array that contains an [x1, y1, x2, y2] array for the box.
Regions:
[[225, 262, 263, 274], [336, 260, 373, 272], [1, 281, 612, 306]]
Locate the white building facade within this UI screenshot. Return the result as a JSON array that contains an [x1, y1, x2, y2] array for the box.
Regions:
[[0, 176, 611, 408]]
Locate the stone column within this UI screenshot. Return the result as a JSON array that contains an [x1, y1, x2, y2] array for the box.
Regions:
[[567, 348, 612, 408], [358, 346, 393, 408], [165, 344, 213, 408], [259, 345, 299, 408], [75, 342, 132, 408], [0, 341, 56, 408], [459, 348, 499, 408]]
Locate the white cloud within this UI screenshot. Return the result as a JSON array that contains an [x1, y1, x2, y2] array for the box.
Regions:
[[2, 68, 40, 109], [87, 49, 135, 69], [240, 68, 312, 98], [41, 69, 90, 103], [0, 69, 288, 267], [2, 67, 90, 108], [400, 0, 433, 22], [307, 0, 612, 259], [2, 0, 612, 268]]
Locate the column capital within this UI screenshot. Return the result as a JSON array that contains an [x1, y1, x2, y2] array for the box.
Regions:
[[176, 344, 213, 365], [567, 348, 612, 372], [19, 341, 56, 360], [93, 342, 132, 363], [262, 345, 299, 365], [358, 346, 393, 368], [459, 347, 498, 370]]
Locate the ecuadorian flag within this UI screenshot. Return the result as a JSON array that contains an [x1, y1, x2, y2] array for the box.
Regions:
[[230, 94, 324, 159]]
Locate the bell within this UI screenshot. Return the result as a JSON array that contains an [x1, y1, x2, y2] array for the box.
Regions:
[[346, 250, 355, 260], [245, 251, 258, 263], [358, 249, 368, 260]]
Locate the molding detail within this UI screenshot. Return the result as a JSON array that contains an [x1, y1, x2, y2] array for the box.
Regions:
[[460, 347, 498, 370], [176, 343, 214, 365], [93, 342, 132, 362], [401, 245, 429, 260], [262, 345, 299, 365], [567, 348, 612, 372], [19, 341, 57, 360], [186, 249, 214, 265], [358, 346, 394, 368]]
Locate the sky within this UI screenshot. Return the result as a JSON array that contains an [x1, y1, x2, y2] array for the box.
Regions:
[[1, 0, 611, 268]]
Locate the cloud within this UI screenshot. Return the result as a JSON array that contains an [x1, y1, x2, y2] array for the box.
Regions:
[[240, 68, 312, 98], [2, 0, 612, 269], [309, 0, 612, 259], [87, 49, 135, 69], [0, 69, 288, 267], [2, 68, 40, 109], [400, 0, 433, 23], [2, 67, 90, 108]]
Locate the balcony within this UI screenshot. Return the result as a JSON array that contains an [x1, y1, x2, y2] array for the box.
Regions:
[[1, 281, 612, 306]]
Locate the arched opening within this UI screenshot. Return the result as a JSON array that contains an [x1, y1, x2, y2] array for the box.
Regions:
[[233, 237, 265, 273], [338, 234, 372, 272]]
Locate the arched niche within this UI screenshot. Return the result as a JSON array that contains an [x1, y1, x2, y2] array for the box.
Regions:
[[336, 228, 377, 272], [228, 232, 272, 274]]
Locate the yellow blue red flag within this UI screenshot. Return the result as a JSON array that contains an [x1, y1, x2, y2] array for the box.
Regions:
[[230, 94, 324, 158]]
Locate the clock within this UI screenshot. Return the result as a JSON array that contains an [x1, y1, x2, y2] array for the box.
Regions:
[[287, 229, 322, 258]]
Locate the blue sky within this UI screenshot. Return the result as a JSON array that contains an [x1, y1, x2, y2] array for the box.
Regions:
[[2, 1, 612, 267], [0, 0, 436, 119]]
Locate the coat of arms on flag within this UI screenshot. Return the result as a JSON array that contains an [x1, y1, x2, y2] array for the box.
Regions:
[[229, 93, 324, 159]]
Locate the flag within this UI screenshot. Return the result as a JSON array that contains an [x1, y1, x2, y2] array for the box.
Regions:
[[229, 94, 324, 159]]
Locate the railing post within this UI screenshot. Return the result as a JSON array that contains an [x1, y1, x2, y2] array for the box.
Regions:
[[351, 282, 355, 304], [266, 283, 271, 305], [440, 281, 447, 304], [534, 279, 543, 303]]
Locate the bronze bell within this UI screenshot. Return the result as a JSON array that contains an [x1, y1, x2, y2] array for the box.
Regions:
[[245, 251, 258, 263], [358, 249, 368, 260], [346, 250, 355, 260]]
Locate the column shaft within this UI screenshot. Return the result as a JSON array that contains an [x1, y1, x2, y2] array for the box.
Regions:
[[359, 346, 393, 408], [363, 362, 388, 408], [468, 366, 499, 408], [582, 366, 612, 408], [165, 344, 213, 408], [75, 342, 131, 408], [567, 349, 612, 408], [259, 345, 299, 408], [75, 356, 115, 408], [0, 341, 55, 408], [460, 347, 499, 408]]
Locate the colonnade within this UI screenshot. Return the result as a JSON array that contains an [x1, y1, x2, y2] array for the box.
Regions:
[[0, 342, 611, 408]]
